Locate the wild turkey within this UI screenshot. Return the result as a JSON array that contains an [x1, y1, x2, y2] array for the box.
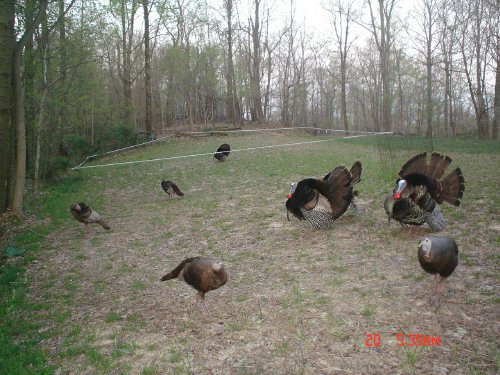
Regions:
[[384, 152, 465, 231], [286, 161, 362, 229], [160, 257, 228, 311], [418, 236, 459, 305], [70, 203, 110, 230], [160, 180, 184, 198], [213, 143, 230, 161]]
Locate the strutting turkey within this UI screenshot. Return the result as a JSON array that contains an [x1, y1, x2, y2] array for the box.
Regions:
[[160, 257, 228, 311], [160, 180, 184, 198], [418, 236, 459, 305], [384, 152, 465, 231], [70, 203, 111, 230], [286, 161, 362, 229], [213, 143, 230, 161]]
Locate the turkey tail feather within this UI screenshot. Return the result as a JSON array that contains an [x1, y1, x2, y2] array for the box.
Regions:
[[439, 167, 465, 206], [160, 258, 193, 281], [428, 152, 452, 179], [172, 183, 184, 196], [97, 220, 111, 230], [349, 161, 362, 185], [399, 152, 428, 177]]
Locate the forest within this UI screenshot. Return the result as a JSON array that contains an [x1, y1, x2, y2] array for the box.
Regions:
[[0, 0, 499, 216]]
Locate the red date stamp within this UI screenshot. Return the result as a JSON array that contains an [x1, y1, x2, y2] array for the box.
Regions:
[[365, 332, 441, 347]]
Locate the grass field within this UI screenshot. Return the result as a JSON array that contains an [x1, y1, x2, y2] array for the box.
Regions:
[[1, 131, 499, 374]]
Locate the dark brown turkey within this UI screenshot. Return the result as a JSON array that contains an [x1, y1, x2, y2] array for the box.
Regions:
[[160, 180, 184, 198], [418, 236, 459, 305], [384, 152, 465, 231], [160, 257, 228, 311], [286, 161, 362, 229], [70, 203, 111, 230], [214, 143, 230, 161]]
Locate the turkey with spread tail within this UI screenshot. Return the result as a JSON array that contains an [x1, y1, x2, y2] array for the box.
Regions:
[[161, 180, 184, 198], [418, 236, 459, 305], [70, 203, 111, 230], [384, 152, 465, 231], [160, 257, 228, 311], [213, 143, 230, 161], [286, 161, 362, 229]]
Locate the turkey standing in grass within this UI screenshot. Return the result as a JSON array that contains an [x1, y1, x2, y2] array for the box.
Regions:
[[418, 236, 459, 305], [70, 203, 111, 230], [160, 257, 228, 312], [286, 161, 362, 229], [384, 152, 465, 231], [213, 143, 230, 161], [161, 180, 184, 198]]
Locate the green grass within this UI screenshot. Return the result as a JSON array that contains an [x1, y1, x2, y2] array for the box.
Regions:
[[1, 130, 498, 374], [340, 134, 500, 155], [0, 232, 53, 374]]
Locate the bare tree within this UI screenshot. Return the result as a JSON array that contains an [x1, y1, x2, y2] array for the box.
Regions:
[[410, 0, 439, 136], [223, 0, 241, 126], [457, 0, 491, 139], [142, 0, 152, 134], [490, 0, 499, 139], [114, 0, 139, 127], [248, 0, 265, 122], [323, 0, 361, 135], [437, 0, 459, 136], [366, 0, 397, 132]]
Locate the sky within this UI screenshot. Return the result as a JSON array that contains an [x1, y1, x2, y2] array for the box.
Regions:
[[262, 0, 421, 49]]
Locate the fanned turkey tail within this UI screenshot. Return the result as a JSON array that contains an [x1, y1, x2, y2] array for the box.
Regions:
[[399, 151, 456, 181], [428, 152, 452, 179], [323, 166, 354, 220], [349, 161, 362, 185], [398, 152, 428, 177], [438, 167, 465, 206], [160, 258, 193, 281]]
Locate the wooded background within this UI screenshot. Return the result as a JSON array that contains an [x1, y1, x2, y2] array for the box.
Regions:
[[0, 0, 499, 215]]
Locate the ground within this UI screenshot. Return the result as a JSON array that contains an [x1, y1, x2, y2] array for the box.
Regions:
[[13, 132, 500, 373]]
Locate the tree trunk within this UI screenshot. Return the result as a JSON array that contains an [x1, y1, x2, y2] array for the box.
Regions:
[[379, 0, 391, 132], [225, 0, 241, 126], [12, 47, 26, 215], [120, 0, 135, 127], [0, 0, 15, 213], [11, 0, 48, 216], [142, 0, 152, 134], [34, 33, 48, 194], [425, 2, 433, 137], [493, 40, 499, 139], [250, 0, 264, 122]]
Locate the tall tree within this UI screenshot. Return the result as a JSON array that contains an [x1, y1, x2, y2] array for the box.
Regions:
[[411, 0, 439, 136], [142, 0, 152, 134], [248, 0, 265, 122], [11, 0, 48, 216], [223, 0, 241, 126], [367, 0, 397, 132], [458, 0, 491, 139], [0, 0, 15, 213], [491, 0, 499, 140], [115, 0, 138, 127], [437, 0, 458, 136], [323, 0, 360, 136]]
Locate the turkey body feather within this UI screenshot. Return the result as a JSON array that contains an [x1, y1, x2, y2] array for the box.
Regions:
[[286, 161, 362, 229], [385, 152, 465, 231]]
